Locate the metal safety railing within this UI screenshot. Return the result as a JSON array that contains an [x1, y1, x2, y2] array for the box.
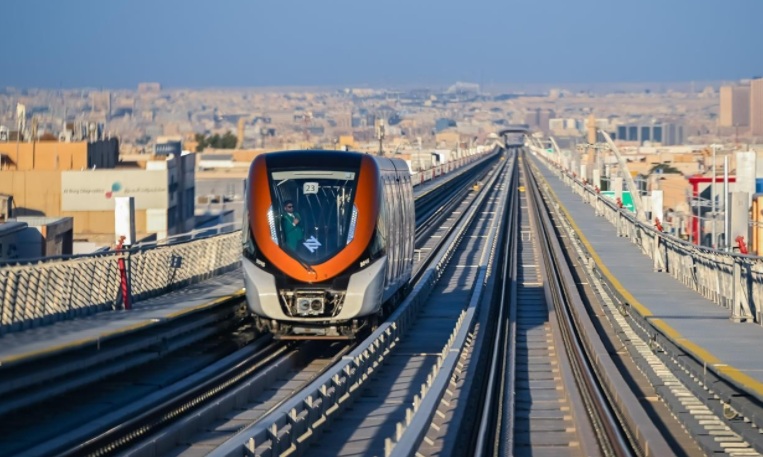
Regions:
[[532, 151, 762, 325], [0, 231, 241, 335]]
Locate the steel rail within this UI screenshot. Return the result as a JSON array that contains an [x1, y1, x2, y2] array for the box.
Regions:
[[472, 154, 519, 456], [55, 338, 288, 457], [525, 152, 675, 456], [525, 153, 633, 456], [387, 154, 516, 456]]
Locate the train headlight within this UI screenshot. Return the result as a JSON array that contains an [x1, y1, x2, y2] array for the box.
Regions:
[[295, 296, 324, 315], [346, 205, 358, 245], [267, 206, 279, 245]]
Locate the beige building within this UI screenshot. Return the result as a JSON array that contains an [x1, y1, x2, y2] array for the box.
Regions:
[[0, 139, 118, 172], [0, 139, 196, 244], [91, 91, 112, 116], [751, 78, 763, 136], [138, 82, 161, 94], [719, 85, 750, 128]]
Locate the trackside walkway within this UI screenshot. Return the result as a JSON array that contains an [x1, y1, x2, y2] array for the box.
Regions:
[[0, 271, 243, 365], [531, 155, 763, 400]]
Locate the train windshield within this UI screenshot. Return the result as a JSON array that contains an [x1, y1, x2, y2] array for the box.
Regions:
[[269, 169, 359, 265]]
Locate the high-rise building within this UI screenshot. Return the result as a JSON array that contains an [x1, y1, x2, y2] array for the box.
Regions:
[[524, 108, 555, 132], [138, 82, 161, 94], [91, 91, 111, 117], [719, 85, 750, 128], [524, 108, 539, 128], [614, 122, 683, 145], [538, 109, 554, 133], [751, 78, 763, 136]]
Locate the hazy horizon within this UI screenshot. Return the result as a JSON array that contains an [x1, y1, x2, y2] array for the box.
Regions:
[[2, 80, 744, 93], [3, 0, 761, 88]]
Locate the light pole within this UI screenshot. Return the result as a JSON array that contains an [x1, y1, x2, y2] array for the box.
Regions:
[[724, 154, 729, 251], [376, 119, 385, 156], [710, 144, 722, 248]]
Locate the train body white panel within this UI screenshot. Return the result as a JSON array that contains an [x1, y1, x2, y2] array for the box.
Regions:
[[335, 256, 387, 320], [242, 257, 281, 319]]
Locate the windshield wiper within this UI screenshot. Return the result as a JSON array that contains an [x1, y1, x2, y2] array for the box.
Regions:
[[296, 257, 316, 276]]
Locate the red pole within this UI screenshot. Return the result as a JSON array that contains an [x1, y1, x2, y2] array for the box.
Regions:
[[116, 236, 131, 310], [654, 217, 664, 232], [736, 236, 749, 255]]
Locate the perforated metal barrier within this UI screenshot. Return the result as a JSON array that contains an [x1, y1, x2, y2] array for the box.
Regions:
[[0, 231, 241, 335]]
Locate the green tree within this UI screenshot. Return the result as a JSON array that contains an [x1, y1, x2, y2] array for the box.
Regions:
[[221, 131, 237, 148], [195, 130, 237, 151], [649, 163, 682, 174], [194, 132, 207, 152]]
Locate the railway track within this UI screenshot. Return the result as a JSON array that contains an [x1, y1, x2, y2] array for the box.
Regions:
[[9, 146, 739, 457], [0, 152, 499, 457], [205, 148, 513, 456], [469, 152, 680, 457], [474, 156, 595, 456]]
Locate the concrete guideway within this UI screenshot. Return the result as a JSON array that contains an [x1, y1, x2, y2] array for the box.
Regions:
[[530, 152, 763, 451]]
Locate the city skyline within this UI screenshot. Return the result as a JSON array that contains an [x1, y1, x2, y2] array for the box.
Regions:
[[3, 0, 762, 89]]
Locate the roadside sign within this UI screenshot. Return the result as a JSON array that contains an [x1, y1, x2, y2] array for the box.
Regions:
[[600, 191, 634, 213]]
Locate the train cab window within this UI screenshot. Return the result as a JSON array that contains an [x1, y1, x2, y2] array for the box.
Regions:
[[269, 169, 358, 265]]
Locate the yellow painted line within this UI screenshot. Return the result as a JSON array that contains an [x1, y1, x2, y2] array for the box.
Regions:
[[534, 164, 763, 398], [165, 289, 245, 319], [0, 290, 246, 367]]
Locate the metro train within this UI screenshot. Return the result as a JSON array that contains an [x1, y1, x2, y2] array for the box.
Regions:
[[242, 150, 415, 338]]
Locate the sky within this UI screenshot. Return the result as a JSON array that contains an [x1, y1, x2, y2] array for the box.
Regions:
[[2, 0, 762, 89]]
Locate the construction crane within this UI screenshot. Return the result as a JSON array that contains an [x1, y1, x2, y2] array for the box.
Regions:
[[599, 129, 646, 221]]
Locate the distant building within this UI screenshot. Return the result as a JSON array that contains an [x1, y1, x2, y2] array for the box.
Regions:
[[91, 91, 112, 118], [0, 221, 28, 261], [434, 118, 457, 132], [198, 153, 234, 170], [719, 85, 750, 128], [0, 138, 119, 171], [138, 82, 161, 94], [445, 82, 480, 94], [0, 217, 73, 262], [751, 78, 763, 136], [615, 122, 683, 146], [0, 138, 196, 243], [524, 108, 555, 133], [548, 118, 583, 134], [334, 112, 352, 130]]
